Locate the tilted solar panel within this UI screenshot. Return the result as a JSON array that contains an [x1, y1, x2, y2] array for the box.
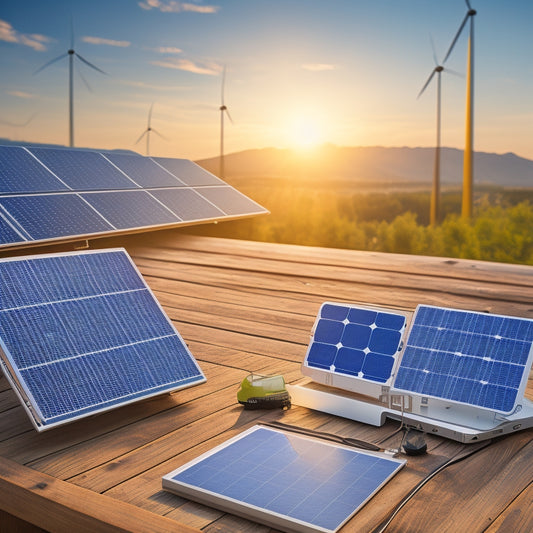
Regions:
[[303, 303, 407, 385], [0, 145, 268, 250], [163, 425, 405, 533], [0, 248, 205, 431], [393, 305, 533, 414]]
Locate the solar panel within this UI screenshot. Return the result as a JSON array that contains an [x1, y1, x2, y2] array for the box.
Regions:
[[303, 303, 407, 385], [0, 248, 205, 431], [393, 305, 533, 414], [0, 145, 268, 250], [163, 425, 405, 533]]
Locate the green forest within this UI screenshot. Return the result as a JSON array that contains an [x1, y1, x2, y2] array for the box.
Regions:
[[187, 182, 533, 265]]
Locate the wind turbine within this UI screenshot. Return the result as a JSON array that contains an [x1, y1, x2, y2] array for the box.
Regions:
[[418, 39, 461, 226], [443, 0, 477, 218], [135, 103, 166, 156], [34, 19, 106, 148], [219, 65, 233, 178]]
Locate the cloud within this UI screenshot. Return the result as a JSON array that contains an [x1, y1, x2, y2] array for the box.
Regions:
[[138, 0, 219, 14], [0, 19, 50, 51], [155, 46, 183, 54], [82, 36, 131, 47], [152, 57, 220, 75], [121, 80, 192, 91], [6, 90, 36, 99], [301, 63, 336, 72]]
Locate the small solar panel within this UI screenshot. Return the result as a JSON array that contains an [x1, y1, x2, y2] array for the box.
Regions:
[[303, 303, 407, 385], [163, 425, 405, 533], [0, 145, 268, 250], [393, 305, 533, 414], [0, 248, 205, 431]]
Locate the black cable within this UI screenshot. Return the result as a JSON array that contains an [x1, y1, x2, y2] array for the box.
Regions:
[[261, 420, 383, 452], [371, 439, 493, 533]]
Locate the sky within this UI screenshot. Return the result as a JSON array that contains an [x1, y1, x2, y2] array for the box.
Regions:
[[0, 0, 532, 161]]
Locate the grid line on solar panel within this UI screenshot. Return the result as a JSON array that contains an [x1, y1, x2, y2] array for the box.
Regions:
[[393, 305, 533, 413], [304, 303, 406, 384], [164, 426, 405, 533], [0, 249, 205, 429]]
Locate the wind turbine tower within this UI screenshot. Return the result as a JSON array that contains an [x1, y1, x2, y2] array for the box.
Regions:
[[443, 0, 477, 219], [219, 66, 233, 178], [35, 20, 106, 147]]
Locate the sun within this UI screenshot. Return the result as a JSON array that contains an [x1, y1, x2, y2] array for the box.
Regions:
[[287, 116, 324, 151]]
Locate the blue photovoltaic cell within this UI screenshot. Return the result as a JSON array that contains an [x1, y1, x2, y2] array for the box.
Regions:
[[27, 147, 138, 190], [394, 305, 533, 413], [305, 303, 406, 383], [0, 249, 205, 429], [198, 186, 266, 216], [0, 194, 114, 240], [152, 157, 225, 186], [150, 188, 225, 221], [0, 217, 26, 245], [0, 146, 68, 193], [163, 426, 405, 533], [103, 152, 184, 188], [81, 190, 179, 229]]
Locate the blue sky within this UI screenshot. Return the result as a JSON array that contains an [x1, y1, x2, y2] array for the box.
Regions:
[[0, 0, 532, 160]]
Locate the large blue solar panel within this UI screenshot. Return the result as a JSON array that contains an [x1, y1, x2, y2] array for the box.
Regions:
[[81, 190, 180, 229], [163, 425, 405, 533], [0, 248, 205, 430], [0, 145, 268, 250], [152, 157, 225, 186], [103, 152, 184, 188], [303, 303, 407, 384], [0, 146, 68, 193], [27, 147, 138, 190], [393, 305, 533, 413]]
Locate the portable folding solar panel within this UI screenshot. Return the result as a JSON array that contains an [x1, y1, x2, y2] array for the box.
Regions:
[[0, 145, 268, 250], [0, 248, 206, 431], [163, 425, 405, 533], [291, 302, 533, 443]]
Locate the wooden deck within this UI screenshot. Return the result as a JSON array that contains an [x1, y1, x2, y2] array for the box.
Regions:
[[1, 231, 532, 533]]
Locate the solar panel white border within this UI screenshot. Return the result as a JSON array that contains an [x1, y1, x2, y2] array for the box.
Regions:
[[0, 145, 269, 250], [162, 425, 405, 533], [391, 304, 533, 415], [0, 247, 206, 431]]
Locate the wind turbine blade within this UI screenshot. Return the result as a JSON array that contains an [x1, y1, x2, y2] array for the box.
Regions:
[[135, 130, 148, 145], [70, 15, 74, 49], [417, 69, 436, 99], [76, 53, 107, 75], [465, 0, 472, 10], [148, 102, 154, 128], [224, 108, 233, 124], [33, 53, 68, 74], [221, 65, 226, 105], [443, 12, 469, 64], [151, 128, 168, 141], [444, 67, 464, 78], [430, 34, 439, 65]]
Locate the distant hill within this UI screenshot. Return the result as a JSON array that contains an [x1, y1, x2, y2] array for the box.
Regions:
[[197, 146, 533, 188]]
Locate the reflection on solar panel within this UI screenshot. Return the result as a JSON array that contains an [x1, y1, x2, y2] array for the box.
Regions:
[[303, 303, 407, 385], [394, 305, 533, 414], [0, 248, 205, 431], [0, 145, 268, 250], [163, 425, 405, 533]]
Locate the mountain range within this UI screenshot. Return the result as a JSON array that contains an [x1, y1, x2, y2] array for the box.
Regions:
[[197, 145, 533, 188]]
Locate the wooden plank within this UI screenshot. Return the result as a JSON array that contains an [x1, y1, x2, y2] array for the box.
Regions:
[[0, 456, 199, 533]]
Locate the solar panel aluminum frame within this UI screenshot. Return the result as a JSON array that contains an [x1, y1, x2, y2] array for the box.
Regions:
[[162, 425, 406, 533], [301, 302, 411, 400], [0, 248, 206, 432]]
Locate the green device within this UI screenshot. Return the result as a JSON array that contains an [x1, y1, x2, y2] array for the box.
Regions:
[[237, 374, 291, 410]]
